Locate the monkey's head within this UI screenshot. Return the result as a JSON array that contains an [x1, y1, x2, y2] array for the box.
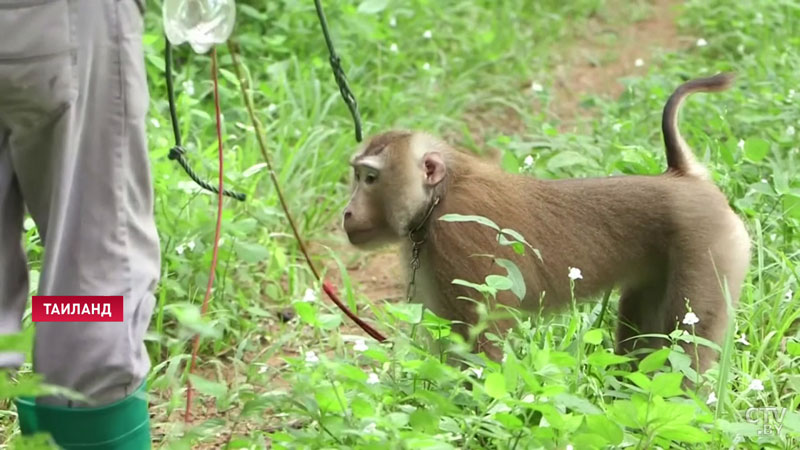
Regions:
[[342, 130, 448, 248]]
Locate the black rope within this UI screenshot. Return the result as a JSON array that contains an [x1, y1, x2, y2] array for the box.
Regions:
[[313, 0, 363, 143], [164, 38, 246, 202]]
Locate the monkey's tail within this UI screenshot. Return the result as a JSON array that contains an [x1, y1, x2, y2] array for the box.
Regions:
[[662, 72, 736, 179]]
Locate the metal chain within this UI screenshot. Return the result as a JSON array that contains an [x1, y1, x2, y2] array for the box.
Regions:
[[404, 196, 441, 302]]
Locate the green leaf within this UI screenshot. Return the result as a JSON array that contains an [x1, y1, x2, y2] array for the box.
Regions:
[[501, 151, 520, 173], [546, 150, 593, 171], [553, 393, 602, 414], [650, 372, 685, 397], [493, 412, 523, 429], [582, 328, 604, 345], [639, 347, 671, 373], [351, 397, 375, 418], [318, 313, 343, 330], [438, 213, 500, 231], [233, 241, 270, 264], [626, 372, 651, 390], [485, 274, 513, 292], [410, 409, 439, 433], [484, 373, 508, 399], [586, 349, 631, 368], [743, 137, 770, 162], [187, 374, 228, 399], [583, 414, 624, 445], [238, 4, 268, 20], [452, 279, 493, 296], [0, 328, 33, 353], [495, 258, 526, 301], [782, 194, 800, 220], [719, 139, 737, 167], [386, 303, 423, 324], [240, 397, 272, 418], [787, 339, 800, 356], [315, 385, 346, 413], [357, 0, 389, 14], [293, 301, 318, 326], [657, 423, 711, 443]]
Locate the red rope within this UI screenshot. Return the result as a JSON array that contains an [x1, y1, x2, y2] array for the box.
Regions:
[[184, 47, 225, 423], [322, 281, 385, 342]]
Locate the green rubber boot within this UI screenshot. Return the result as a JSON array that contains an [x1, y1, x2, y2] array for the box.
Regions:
[[15, 381, 151, 449]]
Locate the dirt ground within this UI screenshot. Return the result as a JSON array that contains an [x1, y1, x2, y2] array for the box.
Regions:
[[159, 0, 698, 445]]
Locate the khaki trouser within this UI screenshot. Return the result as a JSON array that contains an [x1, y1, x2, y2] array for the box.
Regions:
[[0, 0, 160, 407]]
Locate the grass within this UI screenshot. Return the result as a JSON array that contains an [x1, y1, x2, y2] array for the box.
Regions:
[[1, 0, 799, 448]]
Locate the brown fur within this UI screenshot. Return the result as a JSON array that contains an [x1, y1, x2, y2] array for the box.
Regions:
[[342, 74, 750, 375]]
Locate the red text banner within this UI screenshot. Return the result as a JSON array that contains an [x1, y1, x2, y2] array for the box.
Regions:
[[31, 296, 124, 322]]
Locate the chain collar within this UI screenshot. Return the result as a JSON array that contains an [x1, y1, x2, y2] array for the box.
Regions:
[[404, 195, 441, 302]]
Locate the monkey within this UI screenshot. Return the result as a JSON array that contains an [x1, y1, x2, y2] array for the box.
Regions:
[[341, 73, 750, 376]]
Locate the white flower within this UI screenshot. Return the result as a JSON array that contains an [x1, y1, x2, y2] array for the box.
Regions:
[[422, 30, 432, 39], [566, 445, 574, 450], [353, 339, 368, 352], [422, 62, 431, 71], [23, 218, 35, 231], [186, 241, 195, 251], [568, 267, 583, 281], [737, 139, 745, 150], [182, 80, 195, 95], [634, 58, 644, 67], [389, 16, 397, 27], [176, 244, 185, 255], [696, 38, 708, 47], [761, 178, 768, 184], [470, 367, 484, 378], [682, 311, 700, 326], [784, 290, 793, 301], [706, 392, 717, 405], [364, 422, 377, 433], [366, 372, 380, 384], [389, 43, 398, 53], [150, 118, 160, 129], [787, 125, 796, 136], [523, 155, 534, 168], [267, 103, 278, 114], [530, 81, 543, 92], [300, 288, 317, 303], [736, 333, 750, 346], [612, 123, 622, 133], [305, 351, 319, 364], [258, 365, 268, 374], [748, 379, 764, 391]]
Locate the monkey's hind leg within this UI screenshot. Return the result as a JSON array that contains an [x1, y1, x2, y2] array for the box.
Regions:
[[662, 258, 737, 376], [615, 283, 669, 361]]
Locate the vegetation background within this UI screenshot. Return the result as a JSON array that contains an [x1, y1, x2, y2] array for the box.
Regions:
[[1, 0, 799, 448]]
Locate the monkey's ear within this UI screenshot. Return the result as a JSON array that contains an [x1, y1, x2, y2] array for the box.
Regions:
[[423, 152, 446, 186]]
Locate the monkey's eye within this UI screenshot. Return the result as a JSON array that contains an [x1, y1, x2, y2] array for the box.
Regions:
[[364, 173, 378, 185]]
